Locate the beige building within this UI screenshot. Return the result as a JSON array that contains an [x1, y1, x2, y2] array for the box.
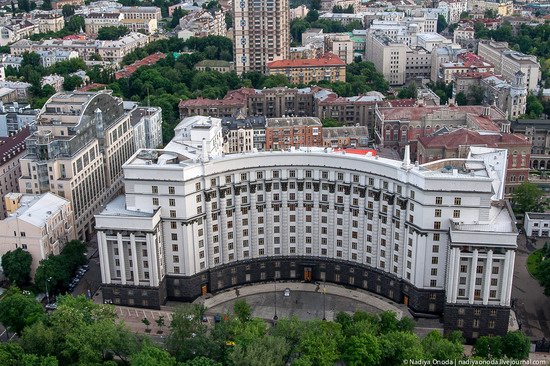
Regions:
[[120, 6, 162, 21], [468, 0, 513, 16], [366, 30, 408, 85], [324, 33, 354, 64], [11, 32, 150, 64], [121, 17, 157, 34], [18, 91, 136, 240], [233, 0, 290, 74], [267, 53, 346, 85], [0, 128, 29, 219], [0, 192, 75, 279], [194, 60, 233, 73], [478, 40, 540, 91], [85, 13, 124, 35], [179, 9, 226, 38], [33, 14, 65, 34]]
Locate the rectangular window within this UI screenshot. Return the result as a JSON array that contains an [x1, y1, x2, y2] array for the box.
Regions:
[[434, 221, 441, 230], [435, 209, 441, 217], [436, 196, 442, 205], [453, 210, 461, 218], [454, 197, 461, 205], [152, 186, 158, 194], [169, 186, 175, 194]]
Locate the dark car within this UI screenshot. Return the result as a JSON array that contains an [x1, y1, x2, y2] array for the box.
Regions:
[[214, 314, 222, 323]]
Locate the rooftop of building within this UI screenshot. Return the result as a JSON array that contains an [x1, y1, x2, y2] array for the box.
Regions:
[[221, 115, 266, 130], [322, 126, 370, 138], [115, 52, 166, 80], [4, 192, 70, 228], [525, 212, 550, 220], [129, 106, 160, 127], [379, 104, 507, 128], [0, 127, 29, 165], [511, 119, 550, 129], [266, 117, 322, 128], [267, 53, 346, 68], [417, 128, 530, 150], [194, 59, 232, 68], [99, 195, 155, 217]]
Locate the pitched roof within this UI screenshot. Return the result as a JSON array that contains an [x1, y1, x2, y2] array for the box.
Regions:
[[418, 128, 530, 150], [267, 53, 345, 68]]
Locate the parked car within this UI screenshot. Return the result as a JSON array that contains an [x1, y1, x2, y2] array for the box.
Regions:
[[202, 315, 208, 322], [214, 314, 222, 323], [284, 288, 291, 297], [45, 303, 57, 310]]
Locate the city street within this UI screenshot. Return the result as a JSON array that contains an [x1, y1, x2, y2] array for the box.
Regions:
[[512, 233, 550, 341]]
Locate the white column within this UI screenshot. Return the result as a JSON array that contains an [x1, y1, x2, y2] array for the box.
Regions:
[[468, 249, 478, 304], [130, 233, 139, 286], [500, 251, 511, 306], [505, 250, 515, 306], [451, 247, 461, 303], [482, 249, 493, 305], [97, 231, 109, 284], [447, 247, 457, 303], [117, 233, 126, 285], [147, 233, 158, 287]]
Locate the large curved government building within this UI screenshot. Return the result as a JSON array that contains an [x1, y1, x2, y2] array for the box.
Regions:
[[96, 117, 517, 341]]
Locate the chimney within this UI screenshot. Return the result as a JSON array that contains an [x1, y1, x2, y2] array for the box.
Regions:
[[402, 145, 412, 170], [5, 192, 23, 215], [202, 138, 209, 162]]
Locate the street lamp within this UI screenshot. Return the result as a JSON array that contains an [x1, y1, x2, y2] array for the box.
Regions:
[[273, 278, 278, 322], [322, 280, 326, 321], [45, 277, 52, 305]]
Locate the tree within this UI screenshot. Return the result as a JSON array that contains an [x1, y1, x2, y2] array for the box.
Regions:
[[467, 84, 485, 105], [166, 304, 210, 362], [455, 92, 468, 106], [397, 83, 418, 99], [156, 315, 165, 332], [512, 182, 548, 213], [474, 335, 503, 358], [526, 94, 544, 118], [233, 300, 252, 322], [225, 13, 232, 30], [484, 9, 497, 19], [0, 287, 46, 335], [342, 333, 381, 366], [379, 331, 425, 365], [183, 357, 222, 366], [97, 26, 130, 40], [40, 0, 52, 10], [62, 4, 75, 17], [142, 318, 151, 332], [322, 118, 343, 127], [65, 16, 85, 33], [502, 331, 531, 359], [305, 9, 319, 22], [2, 248, 32, 286], [421, 331, 463, 360], [437, 14, 448, 33], [63, 75, 83, 91], [131, 346, 177, 366], [17, 0, 30, 12]]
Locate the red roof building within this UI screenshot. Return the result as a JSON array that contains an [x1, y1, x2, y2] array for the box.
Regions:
[[267, 53, 346, 85], [115, 52, 167, 80]]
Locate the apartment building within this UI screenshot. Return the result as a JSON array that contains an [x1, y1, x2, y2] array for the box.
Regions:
[[324, 34, 354, 64], [265, 116, 322, 150], [95, 141, 517, 342], [18, 91, 136, 240], [10, 32, 150, 64], [37, 50, 79, 68], [438, 0, 468, 23], [33, 14, 65, 33], [221, 115, 261, 154], [315, 91, 387, 128], [266, 53, 346, 85], [0, 192, 76, 279], [439, 54, 494, 84], [179, 9, 226, 38], [0, 81, 32, 101], [366, 31, 408, 85], [120, 6, 162, 21], [482, 72, 528, 120], [84, 13, 124, 34], [0, 128, 29, 219], [130, 106, 163, 150], [468, 0, 513, 16], [478, 40, 540, 91], [0, 20, 38, 46], [233, 0, 290, 74], [0, 103, 38, 137], [322, 125, 370, 148]]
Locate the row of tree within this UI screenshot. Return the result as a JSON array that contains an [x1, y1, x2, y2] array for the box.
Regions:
[[1, 240, 87, 296], [0, 289, 532, 366]]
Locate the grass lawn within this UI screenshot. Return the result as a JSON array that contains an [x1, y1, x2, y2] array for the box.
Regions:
[[527, 249, 544, 279]]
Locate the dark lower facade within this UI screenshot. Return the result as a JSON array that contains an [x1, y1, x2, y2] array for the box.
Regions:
[[444, 303, 511, 343], [100, 256, 509, 340]]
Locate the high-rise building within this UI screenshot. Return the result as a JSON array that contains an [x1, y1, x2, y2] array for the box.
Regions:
[[18, 91, 136, 240], [233, 0, 290, 75]]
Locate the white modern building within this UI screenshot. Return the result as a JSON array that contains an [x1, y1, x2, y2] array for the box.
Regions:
[[524, 212, 550, 237], [130, 106, 163, 150], [96, 138, 517, 341]]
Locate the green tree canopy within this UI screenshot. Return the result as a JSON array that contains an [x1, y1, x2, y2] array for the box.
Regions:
[[437, 14, 448, 33], [0, 287, 45, 335], [512, 182, 548, 213], [1, 248, 33, 286], [97, 26, 130, 40]]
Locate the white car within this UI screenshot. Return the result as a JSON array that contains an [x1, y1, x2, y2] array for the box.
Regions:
[[284, 288, 291, 297]]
